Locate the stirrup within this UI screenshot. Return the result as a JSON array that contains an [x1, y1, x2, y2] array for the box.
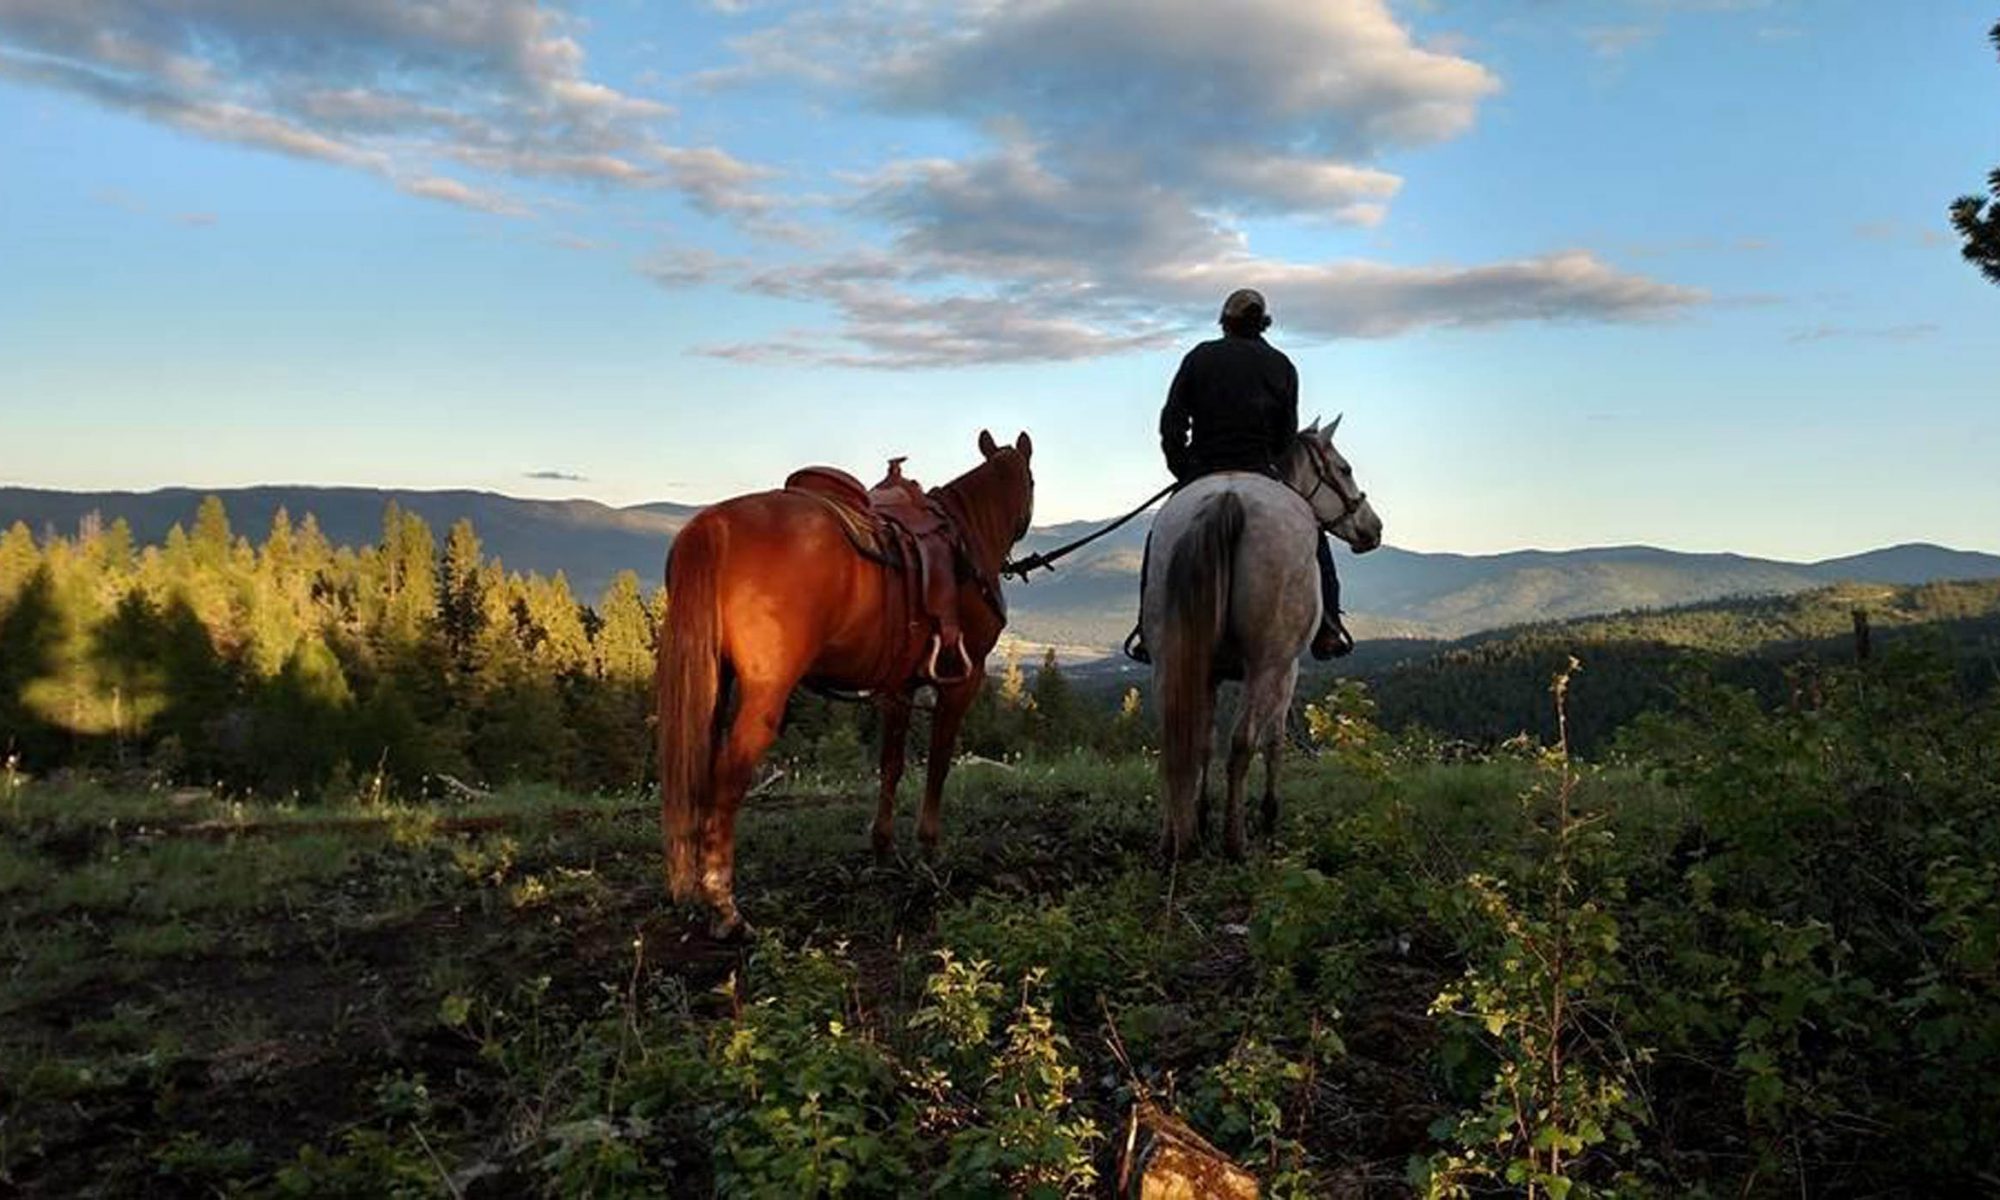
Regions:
[[923, 633, 973, 684], [1311, 618, 1355, 661], [1123, 626, 1151, 665]]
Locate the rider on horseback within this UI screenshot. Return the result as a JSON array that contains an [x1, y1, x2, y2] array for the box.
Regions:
[[1126, 289, 1354, 664]]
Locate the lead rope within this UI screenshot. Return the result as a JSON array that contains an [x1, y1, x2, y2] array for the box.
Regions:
[[1001, 481, 1179, 580]]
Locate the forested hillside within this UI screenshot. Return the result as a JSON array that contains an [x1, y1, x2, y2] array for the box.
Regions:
[[0, 498, 660, 796], [5, 493, 1998, 798], [8, 486, 1998, 652], [1333, 580, 2000, 753]]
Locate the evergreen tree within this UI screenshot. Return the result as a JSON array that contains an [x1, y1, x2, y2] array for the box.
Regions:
[[191, 495, 233, 569], [98, 518, 135, 578], [438, 518, 488, 676], [1028, 648, 1083, 750], [1950, 22, 2000, 285], [263, 508, 295, 576], [253, 635, 353, 796], [592, 571, 655, 683], [0, 522, 37, 602], [383, 509, 438, 645], [1109, 686, 1148, 753], [294, 512, 332, 576], [997, 648, 1029, 710]]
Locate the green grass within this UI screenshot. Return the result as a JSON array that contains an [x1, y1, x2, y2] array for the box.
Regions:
[[8, 753, 1464, 1194], [3, 676, 1995, 1198]]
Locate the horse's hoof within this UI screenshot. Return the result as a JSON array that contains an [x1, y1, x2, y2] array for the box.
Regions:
[[709, 912, 755, 942], [871, 829, 895, 864]]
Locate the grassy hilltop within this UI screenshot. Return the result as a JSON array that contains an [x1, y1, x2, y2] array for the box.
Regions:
[[6, 649, 2000, 1196]]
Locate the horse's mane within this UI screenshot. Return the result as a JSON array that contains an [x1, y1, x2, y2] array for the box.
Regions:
[[934, 450, 1031, 577]]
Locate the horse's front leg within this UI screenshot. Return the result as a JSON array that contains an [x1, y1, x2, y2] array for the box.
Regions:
[[1259, 732, 1282, 837], [917, 668, 982, 857], [872, 692, 914, 861]]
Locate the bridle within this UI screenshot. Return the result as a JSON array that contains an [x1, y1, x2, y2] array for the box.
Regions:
[[1297, 436, 1367, 529]]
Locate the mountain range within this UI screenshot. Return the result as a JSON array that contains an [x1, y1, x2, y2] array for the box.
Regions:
[[6, 485, 1998, 658]]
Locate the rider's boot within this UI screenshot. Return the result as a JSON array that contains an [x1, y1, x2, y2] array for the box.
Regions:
[[1124, 532, 1154, 664], [1310, 534, 1354, 661]]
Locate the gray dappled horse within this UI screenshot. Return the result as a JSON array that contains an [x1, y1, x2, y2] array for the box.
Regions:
[[1142, 417, 1384, 859]]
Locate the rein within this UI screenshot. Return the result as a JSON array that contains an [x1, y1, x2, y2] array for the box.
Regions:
[[1298, 438, 1368, 527], [1001, 481, 1179, 580], [1003, 437, 1362, 582]]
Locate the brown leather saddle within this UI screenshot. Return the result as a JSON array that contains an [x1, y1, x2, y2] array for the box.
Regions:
[[785, 458, 974, 685]]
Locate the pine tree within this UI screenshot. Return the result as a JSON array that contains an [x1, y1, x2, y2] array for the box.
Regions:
[[997, 647, 1030, 709], [0, 522, 37, 604], [191, 495, 232, 569], [592, 571, 655, 683], [1950, 22, 2000, 285], [263, 508, 295, 576], [438, 517, 487, 674], [390, 510, 438, 643], [98, 518, 135, 577], [1029, 648, 1081, 750], [1110, 685, 1148, 753], [294, 512, 333, 575], [529, 572, 591, 676]]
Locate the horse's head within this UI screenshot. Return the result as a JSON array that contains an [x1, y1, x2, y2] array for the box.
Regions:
[[974, 428, 1036, 543], [1286, 415, 1383, 553], [938, 430, 1036, 581]]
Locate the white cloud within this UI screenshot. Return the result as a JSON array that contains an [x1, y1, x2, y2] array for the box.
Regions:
[[676, 0, 1702, 367], [0, 0, 780, 224], [719, 0, 1494, 217], [1788, 323, 1939, 344], [639, 247, 738, 289], [400, 175, 528, 216], [700, 286, 1179, 370], [1582, 25, 1660, 58]]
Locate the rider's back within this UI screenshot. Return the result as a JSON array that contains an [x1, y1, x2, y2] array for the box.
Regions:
[[1160, 334, 1299, 480]]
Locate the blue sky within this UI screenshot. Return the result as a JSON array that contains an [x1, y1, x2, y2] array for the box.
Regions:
[[1, 1, 1995, 558]]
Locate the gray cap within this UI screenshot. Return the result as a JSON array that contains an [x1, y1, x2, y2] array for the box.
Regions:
[[1220, 288, 1267, 320]]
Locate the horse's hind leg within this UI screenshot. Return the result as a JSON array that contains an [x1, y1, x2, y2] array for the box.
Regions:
[[704, 676, 794, 938], [1223, 704, 1254, 862], [1260, 663, 1299, 837], [872, 693, 913, 861], [1195, 762, 1212, 847], [1158, 675, 1213, 861]]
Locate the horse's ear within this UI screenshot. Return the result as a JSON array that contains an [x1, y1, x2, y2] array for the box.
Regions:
[[1329, 413, 1343, 437], [1014, 431, 1033, 459], [978, 429, 999, 458], [1303, 416, 1321, 436]]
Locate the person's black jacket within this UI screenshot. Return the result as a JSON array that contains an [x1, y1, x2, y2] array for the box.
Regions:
[[1158, 332, 1299, 481]]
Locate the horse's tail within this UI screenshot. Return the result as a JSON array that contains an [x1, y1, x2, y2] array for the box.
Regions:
[[657, 515, 723, 903], [1160, 492, 1245, 790]]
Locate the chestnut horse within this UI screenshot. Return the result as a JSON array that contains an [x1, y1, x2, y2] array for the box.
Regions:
[[657, 430, 1035, 936]]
